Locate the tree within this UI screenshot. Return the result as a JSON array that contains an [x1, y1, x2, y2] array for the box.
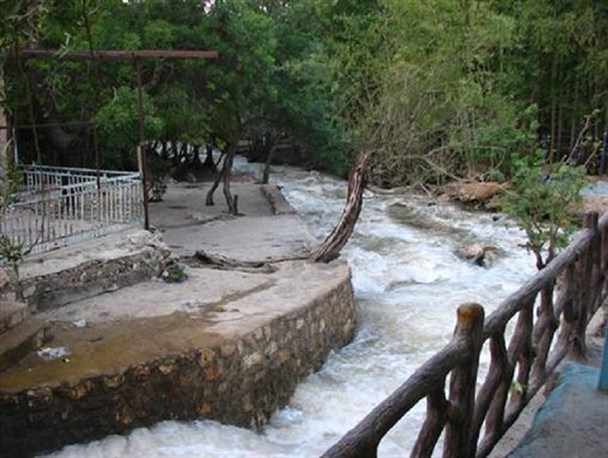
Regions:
[[503, 150, 585, 270], [0, 154, 26, 277], [492, 0, 608, 166]]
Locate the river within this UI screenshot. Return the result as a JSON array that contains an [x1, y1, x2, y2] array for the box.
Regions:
[[48, 161, 537, 457]]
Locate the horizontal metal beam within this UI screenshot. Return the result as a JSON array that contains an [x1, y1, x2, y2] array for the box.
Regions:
[[17, 48, 219, 60], [0, 121, 95, 130]]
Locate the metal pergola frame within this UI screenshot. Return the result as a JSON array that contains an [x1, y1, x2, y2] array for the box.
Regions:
[[3, 47, 219, 229]]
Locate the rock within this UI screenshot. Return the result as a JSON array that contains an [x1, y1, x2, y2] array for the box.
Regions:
[[0, 268, 14, 290], [583, 195, 608, 214], [457, 181, 509, 203], [457, 243, 501, 268]]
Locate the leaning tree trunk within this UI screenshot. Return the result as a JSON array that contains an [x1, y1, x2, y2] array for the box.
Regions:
[[311, 152, 368, 263], [205, 153, 228, 206], [262, 143, 278, 184], [205, 135, 239, 214], [222, 151, 237, 215]]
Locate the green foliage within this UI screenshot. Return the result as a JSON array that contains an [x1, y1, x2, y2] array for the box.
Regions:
[[0, 0, 48, 48], [502, 150, 586, 269], [95, 87, 164, 167], [328, 0, 531, 184], [0, 155, 25, 275], [3, 0, 606, 183], [162, 263, 187, 283], [0, 235, 26, 277], [0, 158, 20, 210], [510, 380, 527, 396]]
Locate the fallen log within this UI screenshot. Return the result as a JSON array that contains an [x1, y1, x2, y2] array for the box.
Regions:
[[188, 250, 277, 273]]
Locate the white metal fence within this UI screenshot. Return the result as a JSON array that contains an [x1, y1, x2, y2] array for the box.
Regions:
[[1, 165, 143, 255]]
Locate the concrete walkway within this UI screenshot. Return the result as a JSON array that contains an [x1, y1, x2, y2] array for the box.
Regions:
[[489, 313, 608, 458], [151, 181, 315, 260], [508, 362, 608, 458]]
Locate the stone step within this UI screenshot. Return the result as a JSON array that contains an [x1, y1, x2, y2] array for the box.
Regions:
[[0, 318, 49, 372], [0, 301, 29, 335], [19, 230, 170, 312]]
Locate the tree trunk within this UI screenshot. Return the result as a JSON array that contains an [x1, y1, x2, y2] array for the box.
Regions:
[[0, 69, 12, 163], [203, 144, 217, 172], [192, 145, 201, 166], [262, 143, 277, 184], [179, 143, 188, 163], [311, 152, 368, 263], [205, 160, 224, 206], [171, 141, 179, 166], [569, 78, 580, 153], [160, 141, 168, 160], [223, 150, 237, 215], [205, 134, 239, 212], [556, 100, 563, 160], [549, 55, 558, 163]]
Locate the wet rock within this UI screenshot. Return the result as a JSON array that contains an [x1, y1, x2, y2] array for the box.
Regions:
[[440, 181, 509, 209], [26, 388, 53, 411], [458, 182, 509, 203], [457, 243, 501, 268]]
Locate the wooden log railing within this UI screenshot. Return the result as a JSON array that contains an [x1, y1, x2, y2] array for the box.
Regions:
[[323, 211, 608, 458]]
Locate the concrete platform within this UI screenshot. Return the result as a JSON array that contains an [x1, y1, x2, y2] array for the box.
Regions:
[[0, 259, 352, 390], [0, 180, 356, 456], [151, 181, 315, 260]]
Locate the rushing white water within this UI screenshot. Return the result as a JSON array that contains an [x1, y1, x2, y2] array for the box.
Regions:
[[48, 161, 537, 457]]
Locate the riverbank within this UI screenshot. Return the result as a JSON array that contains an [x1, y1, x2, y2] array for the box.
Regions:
[[0, 180, 356, 456]]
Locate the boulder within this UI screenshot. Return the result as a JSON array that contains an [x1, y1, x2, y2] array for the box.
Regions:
[[457, 243, 501, 268], [457, 181, 509, 203]]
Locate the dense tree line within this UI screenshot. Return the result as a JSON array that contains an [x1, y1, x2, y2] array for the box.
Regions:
[[1, 0, 607, 188]]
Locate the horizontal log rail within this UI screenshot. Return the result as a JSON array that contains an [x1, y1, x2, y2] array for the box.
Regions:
[[323, 211, 607, 458]]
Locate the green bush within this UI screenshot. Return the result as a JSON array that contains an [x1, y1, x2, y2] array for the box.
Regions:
[[502, 150, 585, 269]]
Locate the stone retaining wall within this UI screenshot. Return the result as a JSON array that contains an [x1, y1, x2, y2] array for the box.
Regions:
[[0, 274, 356, 456]]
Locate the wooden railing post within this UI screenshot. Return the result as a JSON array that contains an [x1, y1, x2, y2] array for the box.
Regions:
[[444, 303, 485, 458], [589, 212, 603, 314], [412, 387, 449, 458], [530, 283, 558, 385], [507, 300, 534, 415], [473, 332, 512, 456], [569, 212, 598, 360]]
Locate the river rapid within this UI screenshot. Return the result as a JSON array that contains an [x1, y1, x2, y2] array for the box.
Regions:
[[48, 161, 537, 457]]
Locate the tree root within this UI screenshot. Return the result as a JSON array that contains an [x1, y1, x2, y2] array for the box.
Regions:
[[185, 250, 278, 273]]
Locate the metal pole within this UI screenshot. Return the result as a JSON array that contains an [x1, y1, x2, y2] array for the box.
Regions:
[[135, 57, 149, 230], [93, 122, 101, 190]]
